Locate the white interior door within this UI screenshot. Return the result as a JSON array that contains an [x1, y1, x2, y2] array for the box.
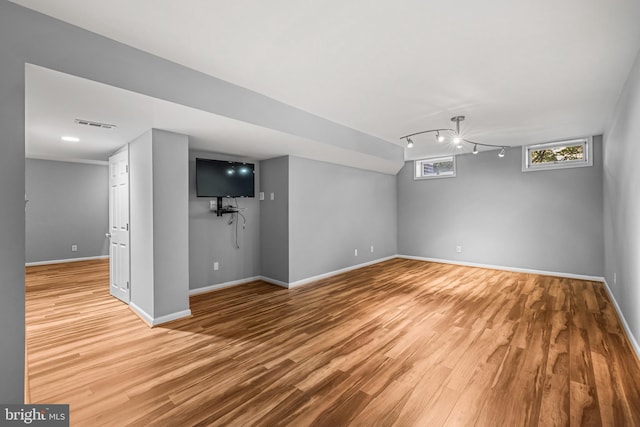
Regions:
[[108, 149, 130, 303]]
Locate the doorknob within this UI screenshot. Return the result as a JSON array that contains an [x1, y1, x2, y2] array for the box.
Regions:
[[105, 233, 112, 239]]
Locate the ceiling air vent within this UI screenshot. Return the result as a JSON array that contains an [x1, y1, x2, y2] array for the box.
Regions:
[[75, 119, 116, 129]]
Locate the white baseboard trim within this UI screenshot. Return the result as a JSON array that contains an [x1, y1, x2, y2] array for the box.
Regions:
[[189, 276, 262, 295], [260, 276, 289, 288], [191, 253, 601, 295], [152, 309, 192, 326], [285, 255, 398, 289], [129, 302, 191, 327], [195, 257, 397, 290], [25, 255, 109, 267], [397, 255, 605, 282], [602, 280, 640, 361], [129, 302, 153, 327]]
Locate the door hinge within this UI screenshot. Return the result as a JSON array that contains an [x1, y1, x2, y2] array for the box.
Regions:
[[126, 281, 130, 290], [126, 223, 129, 231], [126, 164, 129, 173]]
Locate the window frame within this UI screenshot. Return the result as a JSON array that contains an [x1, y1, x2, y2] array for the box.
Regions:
[[414, 155, 457, 180], [522, 137, 593, 172]]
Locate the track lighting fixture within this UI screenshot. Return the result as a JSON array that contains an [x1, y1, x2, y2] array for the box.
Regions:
[[400, 115, 508, 158]]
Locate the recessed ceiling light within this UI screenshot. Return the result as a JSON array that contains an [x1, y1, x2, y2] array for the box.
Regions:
[[61, 136, 80, 142]]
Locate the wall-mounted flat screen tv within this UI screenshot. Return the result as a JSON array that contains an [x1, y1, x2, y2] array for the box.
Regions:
[[196, 158, 255, 198]]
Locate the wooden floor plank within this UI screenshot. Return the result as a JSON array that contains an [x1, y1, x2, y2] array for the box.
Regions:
[[25, 258, 640, 426]]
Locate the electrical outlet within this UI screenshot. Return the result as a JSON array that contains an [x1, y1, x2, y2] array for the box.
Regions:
[[213, 262, 219, 271], [270, 192, 275, 200], [370, 245, 374, 253], [614, 273, 617, 285], [354, 249, 358, 256], [71, 244, 78, 252], [259, 192, 265, 201], [456, 245, 462, 253]]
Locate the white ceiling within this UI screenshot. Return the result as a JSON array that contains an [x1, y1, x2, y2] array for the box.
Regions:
[[26, 64, 399, 172], [15, 0, 640, 162]]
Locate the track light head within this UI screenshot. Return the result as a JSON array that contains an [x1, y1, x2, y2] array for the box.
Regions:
[[406, 137, 414, 148], [473, 144, 479, 154], [498, 147, 506, 158], [451, 116, 465, 147], [436, 131, 445, 143]]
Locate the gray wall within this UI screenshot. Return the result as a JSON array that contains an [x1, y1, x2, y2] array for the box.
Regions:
[[398, 139, 604, 277], [129, 132, 155, 316], [604, 49, 640, 347], [130, 130, 190, 319], [25, 159, 109, 263], [288, 156, 398, 282], [151, 130, 190, 317], [260, 156, 289, 283], [0, 2, 26, 401], [189, 151, 261, 290]]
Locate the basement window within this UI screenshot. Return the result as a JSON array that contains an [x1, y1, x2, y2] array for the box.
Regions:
[[522, 137, 592, 172], [414, 156, 456, 180]]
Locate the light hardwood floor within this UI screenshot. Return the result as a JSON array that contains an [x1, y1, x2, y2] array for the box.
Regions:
[[26, 258, 640, 426]]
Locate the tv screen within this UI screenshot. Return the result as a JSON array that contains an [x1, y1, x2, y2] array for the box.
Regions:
[[196, 158, 255, 198]]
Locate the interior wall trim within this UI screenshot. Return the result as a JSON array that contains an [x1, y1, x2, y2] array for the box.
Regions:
[[189, 276, 262, 295], [25, 255, 109, 267], [191, 256, 398, 293], [285, 255, 398, 288], [129, 302, 192, 328], [603, 279, 640, 362], [398, 255, 605, 282], [151, 309, 192, 327], [128, 301, 153, 327], [259, 276, 289, 288]]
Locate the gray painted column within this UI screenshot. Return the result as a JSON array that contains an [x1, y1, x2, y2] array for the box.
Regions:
[[129, 131, 155, 317], [129, 129, 190, 323]]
